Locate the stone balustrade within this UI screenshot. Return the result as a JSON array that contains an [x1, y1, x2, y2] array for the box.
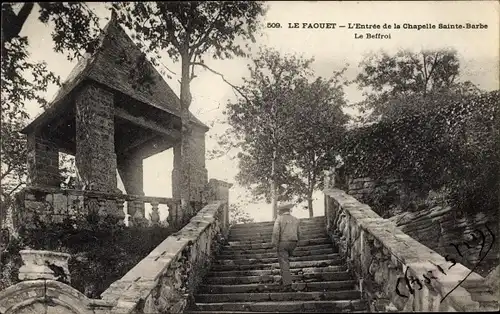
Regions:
[[13, 186, 177, 228], [324, 188, 498, 312], [100, 200, 229, 314]]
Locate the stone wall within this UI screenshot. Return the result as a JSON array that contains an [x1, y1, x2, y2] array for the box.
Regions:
[[100, 201, 229, 314], [324, 188, 498, 312], [75, 82, 117, 192], [389, 206, 499, 278], [346, 176, 423, 218], [12, 187, 124, 229]]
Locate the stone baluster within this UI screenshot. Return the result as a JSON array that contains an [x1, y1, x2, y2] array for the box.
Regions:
[[166, 201, 174, 228], [150, 201, 160, 226], [98, 197, 107, 217], [126, 199, 138, 228], [116, 198, 125, 225], [132, 200, 148, 227]]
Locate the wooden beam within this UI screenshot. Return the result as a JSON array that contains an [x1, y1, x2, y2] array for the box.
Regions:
[[118, 133, 159, 155], [115, 107, 180, 140], [129, 136, 176, 160]]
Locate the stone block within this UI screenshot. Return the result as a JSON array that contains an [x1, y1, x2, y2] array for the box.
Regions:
[[52, 194, 68, 215], [68, 195, 84, 215]]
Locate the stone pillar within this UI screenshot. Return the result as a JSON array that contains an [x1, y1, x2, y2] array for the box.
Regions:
[[26, 133, 60, 187], [172, 125, 209, 225], [18, 250, 71, 284], [117, 152, 145, 218], [206, 179, 233, 237], [75, 83, 117, 192], [171, 141, 183, 225]]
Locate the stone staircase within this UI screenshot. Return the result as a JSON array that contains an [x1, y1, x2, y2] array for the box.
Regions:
[[185, 216, 368, 313]]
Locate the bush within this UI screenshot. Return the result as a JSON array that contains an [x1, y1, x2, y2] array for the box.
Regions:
[[340, 90, 499, 215], [0, 212, 174, 298]]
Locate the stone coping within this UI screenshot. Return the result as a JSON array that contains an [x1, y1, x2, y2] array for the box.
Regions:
[[24, 185, 173, 204], [19, 249, 71, 258], [100, 201, 225, 312], [324, 188, 492, 312], [208, 178, 234, 189]]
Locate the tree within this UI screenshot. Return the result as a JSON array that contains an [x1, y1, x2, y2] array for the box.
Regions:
[[287, 73, 349, 217], [223, 48, 315, 219], [111, 2, 266, 214], [355, 48, 481, 122], [340, 48, 499, 217]]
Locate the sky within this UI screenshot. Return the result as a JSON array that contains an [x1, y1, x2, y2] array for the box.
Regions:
[[18, 1, 499, 222]]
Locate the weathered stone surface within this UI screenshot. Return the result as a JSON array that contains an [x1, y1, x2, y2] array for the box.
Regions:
[[187, 216, 368, 313], [198, 279, 355, 294], [0, 280, 112, 314], [26, 134, 60, 188], [324, 188, 497, 312], [191, 299, 368, 312], [391, 205, 499, 278], [75, 83, 117, 192], [100, 201, 228, 314], [18, 250, 71, 283]]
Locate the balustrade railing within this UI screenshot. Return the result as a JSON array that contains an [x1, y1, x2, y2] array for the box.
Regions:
[[324, 188, 498, 312], [17, 186, 183, 229]]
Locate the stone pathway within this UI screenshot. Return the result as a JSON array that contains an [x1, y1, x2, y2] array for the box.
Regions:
[[185, 216, 368, 313]]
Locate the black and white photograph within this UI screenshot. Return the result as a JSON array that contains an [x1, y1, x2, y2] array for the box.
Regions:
[[0, 1, 499, 313]]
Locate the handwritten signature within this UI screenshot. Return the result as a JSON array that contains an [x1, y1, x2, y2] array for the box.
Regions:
[[396, 223, 495, 303]]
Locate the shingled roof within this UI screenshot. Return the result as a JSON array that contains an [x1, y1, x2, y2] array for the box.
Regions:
[[21, 13, 208, 134]]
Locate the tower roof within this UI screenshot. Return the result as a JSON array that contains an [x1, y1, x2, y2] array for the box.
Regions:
[[21, 13, 208, 134]]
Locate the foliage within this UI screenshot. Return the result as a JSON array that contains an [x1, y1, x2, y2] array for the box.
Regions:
[[286, 73, 349, 216], [1, 3, 100, 205], [229, 203, 254, 226], [223, 48, 313, 216], [341, 90, 499, 214], [111, 1, 266, 114], [337, 48, 499, 216], [220, 48, 349, 217], [354, 49, 481, 120], [112, 1, 266, 208], [0, 212, 174, 297]]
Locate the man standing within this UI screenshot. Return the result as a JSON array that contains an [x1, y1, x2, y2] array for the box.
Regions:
[[272, 203, 300, 291]]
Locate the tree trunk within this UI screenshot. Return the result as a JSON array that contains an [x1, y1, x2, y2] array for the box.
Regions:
[[307, 193, 314, 218], [179, 52, 193, 223], [271, 149, 278, 220]]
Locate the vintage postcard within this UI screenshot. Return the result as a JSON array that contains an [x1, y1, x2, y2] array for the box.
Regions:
[[1, 1, 498, 313]]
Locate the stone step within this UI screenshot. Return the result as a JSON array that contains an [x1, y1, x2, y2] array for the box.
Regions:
[[231, 217, 326, 230], [189, 299, 367, 312], [230, 226, 326, 236], [215, 253, 340, 265], [207, 265, 348, 278], [218, 247, 336, 260], [204, 271, 352, 285], [194, 290, 361, 303], [225, 238, 331, 249], [186, 310, 368, 314], [222, 243, 334, 255], [228, 233, 327, 242], [228, 232, 327, 241], [210, 258, 344, 272], [198, 280, 357, 294]]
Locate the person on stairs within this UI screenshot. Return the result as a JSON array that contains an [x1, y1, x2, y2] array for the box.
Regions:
[[272, 203, 300, 292]]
